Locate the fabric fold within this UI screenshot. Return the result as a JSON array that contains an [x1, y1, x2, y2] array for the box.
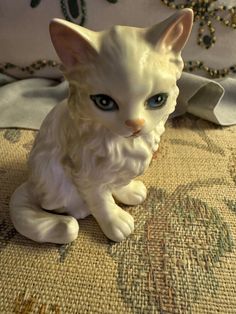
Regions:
[[0, 76, 68, 129], [176, 72, 236, 126]]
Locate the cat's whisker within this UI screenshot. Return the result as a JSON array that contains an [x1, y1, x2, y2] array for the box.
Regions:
[[78, 116, 92, 121]]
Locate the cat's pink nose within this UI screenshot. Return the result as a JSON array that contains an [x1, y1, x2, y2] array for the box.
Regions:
[[125, 119, 145, 130]]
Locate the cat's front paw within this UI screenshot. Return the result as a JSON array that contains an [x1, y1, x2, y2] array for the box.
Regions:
[[113, 180, 147, 205], [98, 206, 134, 242]]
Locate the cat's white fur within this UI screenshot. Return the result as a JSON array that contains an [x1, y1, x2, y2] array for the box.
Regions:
[[10, 9, 193, 243]]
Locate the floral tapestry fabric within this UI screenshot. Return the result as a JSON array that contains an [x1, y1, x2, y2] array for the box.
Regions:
[[0, 115, 236, 313]]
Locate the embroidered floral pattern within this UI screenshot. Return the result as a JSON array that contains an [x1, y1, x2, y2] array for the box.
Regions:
[[0, 0, 233, 78], [161, 0, 236, 49], [30, 0, 118, 26], [14, 291, 61, 314], [0, 219, 17, 253], [60, 0, 86, 25], [110, 185, 233, 312], [4, 129, 21, 143]]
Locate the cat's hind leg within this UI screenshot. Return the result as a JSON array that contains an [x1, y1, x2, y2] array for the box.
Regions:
[[65, 186, 91, 219], [10, 182, 79, 244], [43, 185, 91, 220], [112, 180, 147, 205]]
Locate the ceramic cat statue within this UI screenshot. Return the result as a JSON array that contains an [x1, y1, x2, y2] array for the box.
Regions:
[[9, 9, 193, 243]]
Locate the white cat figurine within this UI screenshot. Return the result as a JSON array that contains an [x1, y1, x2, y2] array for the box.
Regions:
[[10, 9, 193, 243]]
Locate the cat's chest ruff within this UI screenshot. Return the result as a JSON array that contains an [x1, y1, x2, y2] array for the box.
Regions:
[[69, 121, 164, 188], [111, 133, 157, 178], [122, 125, 163, 160], [122, 137, 151, 162]]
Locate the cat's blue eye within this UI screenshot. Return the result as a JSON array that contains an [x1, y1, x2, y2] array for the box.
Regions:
[[90, 94, 119, 111], [146, 93, 168, 110]]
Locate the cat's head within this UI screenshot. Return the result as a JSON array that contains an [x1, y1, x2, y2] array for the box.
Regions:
[[50, 9, 193, 138]]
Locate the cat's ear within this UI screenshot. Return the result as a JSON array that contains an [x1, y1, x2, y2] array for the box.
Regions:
[[49, 19, 100, 69], [145, 9, 193, 54]]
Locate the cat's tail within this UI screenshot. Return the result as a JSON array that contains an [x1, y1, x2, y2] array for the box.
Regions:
[[9, 182, 79, 244]]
